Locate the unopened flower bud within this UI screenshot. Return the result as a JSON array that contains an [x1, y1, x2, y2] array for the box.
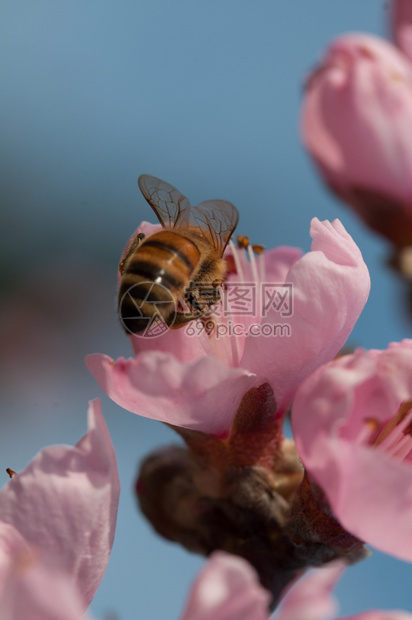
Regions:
[[302, 33, 412, 247]]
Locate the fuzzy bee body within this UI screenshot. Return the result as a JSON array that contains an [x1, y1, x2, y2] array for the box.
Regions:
[[118, 175, 238, 335]]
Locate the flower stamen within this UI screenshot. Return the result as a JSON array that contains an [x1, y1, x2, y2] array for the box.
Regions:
[[362, 401, 412, 463], [248, 244, 261, 285], [229, 240, 245, 282]]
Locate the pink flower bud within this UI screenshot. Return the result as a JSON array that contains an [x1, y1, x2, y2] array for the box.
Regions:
[[302, 33, 412, 246]]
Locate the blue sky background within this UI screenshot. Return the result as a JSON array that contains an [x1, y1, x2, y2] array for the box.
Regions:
[[1, 1, 412, 618]]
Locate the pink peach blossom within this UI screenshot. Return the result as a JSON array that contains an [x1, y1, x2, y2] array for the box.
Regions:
[[0, 399, 120, 609], [292, 339, 412, 562], [302, 33, 412, 246], [87, 218, 369, 435]]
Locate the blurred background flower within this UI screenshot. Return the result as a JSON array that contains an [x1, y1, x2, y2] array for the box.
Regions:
[[301, 32, 412, 248]]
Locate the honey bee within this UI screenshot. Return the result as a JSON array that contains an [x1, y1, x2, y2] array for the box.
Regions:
[[118, 174, 239, 335]]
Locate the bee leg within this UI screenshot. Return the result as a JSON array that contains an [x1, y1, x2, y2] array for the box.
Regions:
[[170, 310, 205, 329], [119, 233, 146, 274]]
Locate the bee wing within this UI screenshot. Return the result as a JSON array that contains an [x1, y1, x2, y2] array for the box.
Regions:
[[180, 200, 239, 256], [138, 174, 191, 228]]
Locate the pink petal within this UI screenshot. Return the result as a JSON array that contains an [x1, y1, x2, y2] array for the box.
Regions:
[[130, 323, 209, 363], [392, 0, 412, 62], [180, 552, 270, 620], [263, 247, 303, 283], [0, 522, 31, 601], [353, 613, 412, 620], [0, 400, 120, 608], [0, 521, 92, 619], [86, 352, 257, 435], [292, 341, 412, 561], [225, 245, 302, 285], [278, 564, 412, 620], [241, 218, 370, 415], [302, 33, 412, 206], [0, 560, 90, 620], [277, 563, 342, 620]]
